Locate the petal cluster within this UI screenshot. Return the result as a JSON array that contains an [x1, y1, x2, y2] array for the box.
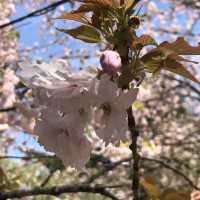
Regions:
[[92, 75, 138, 145], [18, 59, 138, 168]]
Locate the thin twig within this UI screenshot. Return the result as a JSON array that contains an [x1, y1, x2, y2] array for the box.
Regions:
[[0, 155, 53, 160], [127, 107, 140, 200], [40, 172, 55, 187], [0, 0, 69, 29], [0, 184, 119, 200], [142, 156, 200, 190], [86, 157, 131, 184], [0, 107, 16, 112]]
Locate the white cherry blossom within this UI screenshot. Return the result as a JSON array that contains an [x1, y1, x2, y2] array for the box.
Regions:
[[92, 75, 139, 145], [17, 60, 139, 168]]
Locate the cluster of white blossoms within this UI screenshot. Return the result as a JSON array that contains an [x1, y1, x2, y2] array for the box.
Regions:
[[18, 58, 138, 168], [0, 0, 17, 66]]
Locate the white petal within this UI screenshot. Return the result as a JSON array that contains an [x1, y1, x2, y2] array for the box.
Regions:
[[57, 132, 92, 168], [115, 88, 139, 109], [34, 120, 60, 153], [93, 108, 128, 145], [95, 75, 119, 102]]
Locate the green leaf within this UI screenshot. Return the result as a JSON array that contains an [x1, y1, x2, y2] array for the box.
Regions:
[[141, 50, 163, 72], [141, 49, 199, 83], [164, 58, 199, 83], [58, 25, 101, 43], [0, 69, 4, 81], [132, 100, 144, 110], [57, 12, 87, 24], [6, 31, 20, 41]]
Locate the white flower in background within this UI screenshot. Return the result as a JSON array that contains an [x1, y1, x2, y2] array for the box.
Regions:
[[105, 144, 131, 162], [92, 75, 139, 145], [15, 103, 38, 134], [17, 59, 97, 89], [17, 59, 70, 88]]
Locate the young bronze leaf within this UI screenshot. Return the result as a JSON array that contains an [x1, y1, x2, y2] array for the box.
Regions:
[[141, 51, 199, 82], [131, 35, 157, 51], [141, 50, 163, 71], [169, 54, 198, 64], [125, 0, 140, 12], [138, 34, 157, 47], [164, 58, 199, 83], [140, 176, 162, 198], [73, 3, 102, 13], [57, 25, 101, 43], [161, 189, 190, 200], [99, 0, 114, 7], [57, 12, 87, 24], [160, 37, 200, 55], [82, 0, 113, 8]]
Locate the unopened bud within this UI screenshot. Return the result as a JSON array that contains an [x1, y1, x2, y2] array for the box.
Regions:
[[128, 16, 140, 29], [100, 50, 122, 75]]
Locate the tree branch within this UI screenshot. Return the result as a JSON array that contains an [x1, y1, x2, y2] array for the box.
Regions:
[[142, 157, 200, 190], [0, 107, 16, 113], [127, 107, 140, 200], [0, 0, 69, 29], [0, 155, 53, 160], [0, 184, 119, 200], [86, 157, 131, 184], [40, 171, 56, 187]]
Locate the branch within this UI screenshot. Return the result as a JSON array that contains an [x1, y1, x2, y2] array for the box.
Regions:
[[0, 107, 16, 113], [86, 157, 131, 184], [142, 157, 200, 190], [0, 155, 53, 160], [165, 75, 200, 96], [0, 184, 119, 200], [127, 107, 140, 200], [0, 0, 69, 29], [40, 171, 55, 187]]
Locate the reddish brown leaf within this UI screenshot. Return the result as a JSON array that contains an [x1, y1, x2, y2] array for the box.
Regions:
[[82, 0, 113, 7], [141, 51, 199, 82], [73, 3, 103, 13], [160, 37, 200, 55]]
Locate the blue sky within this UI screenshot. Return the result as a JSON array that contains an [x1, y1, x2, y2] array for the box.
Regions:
[[13, 4, 100, 69]]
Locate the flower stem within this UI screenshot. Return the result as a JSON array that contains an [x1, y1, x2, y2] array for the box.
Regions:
[[127, 107, 140, 200]]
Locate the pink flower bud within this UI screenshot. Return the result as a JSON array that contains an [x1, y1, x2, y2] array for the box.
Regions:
[[100, 50, 122, 75]]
